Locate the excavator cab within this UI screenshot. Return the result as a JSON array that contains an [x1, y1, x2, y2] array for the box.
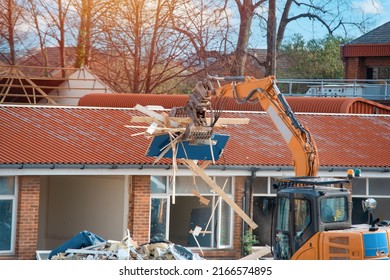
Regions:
[[272, 177, 351, 260]]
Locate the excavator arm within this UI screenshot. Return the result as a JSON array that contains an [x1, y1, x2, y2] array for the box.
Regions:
[[170, 75, 319, 177]]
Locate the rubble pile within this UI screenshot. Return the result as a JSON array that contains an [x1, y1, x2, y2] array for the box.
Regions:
[[49, 230, 203, 260]]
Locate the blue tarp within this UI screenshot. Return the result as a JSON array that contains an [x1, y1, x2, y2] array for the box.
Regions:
[[48, 230, 105, 259], [146, 133, 229, 161]]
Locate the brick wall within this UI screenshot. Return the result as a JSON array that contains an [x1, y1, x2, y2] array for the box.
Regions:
[[233, 176, 246, 258], [344, 57, 366, 79], [364, 56, 390, 67], [0, 176, 40, 260], [344, 56, 390, 79], [128, 175, 150, 245]]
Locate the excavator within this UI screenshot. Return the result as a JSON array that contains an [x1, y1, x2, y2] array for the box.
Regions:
[[169, 75, 390, 260]]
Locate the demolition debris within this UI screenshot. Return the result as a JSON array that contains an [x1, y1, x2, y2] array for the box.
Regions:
[[48, 230, 203, 260]]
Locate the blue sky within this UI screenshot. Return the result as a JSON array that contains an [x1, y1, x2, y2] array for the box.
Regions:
[[249, 0, 390, 48]]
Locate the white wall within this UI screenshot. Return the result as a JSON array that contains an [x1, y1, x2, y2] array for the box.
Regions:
[[38, 175, 127, 250], [49, 68, 114, 105]]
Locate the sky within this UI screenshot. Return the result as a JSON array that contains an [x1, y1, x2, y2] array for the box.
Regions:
[[249, 0, 390, 48]]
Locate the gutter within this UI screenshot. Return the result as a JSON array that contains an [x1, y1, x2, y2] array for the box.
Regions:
[[0, 163, 279, 177], [0, 163, 289, 170], [0, 163, 388, 174]]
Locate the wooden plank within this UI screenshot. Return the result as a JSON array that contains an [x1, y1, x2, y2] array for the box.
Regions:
[[181, 159, 258, 229], [192, 190, 210, 205], [134, 104, 179, 127], [200, 161, 212, 170], [203, 178, 229, 236], [130, 116, 158, 123], [214, 118, 250, 125], [130, 116, 250, 126], [124, 125, 185, 134], [239, 246, 272, 260]]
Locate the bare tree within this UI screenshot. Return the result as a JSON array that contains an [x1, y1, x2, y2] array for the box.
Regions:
[[92, 0, 230, 93], [231, 0, 266, 76], [169, 0, 232, 76], [21, 0, 50, 69], [72, 0, 111, 68], [29, 0, 73, 76], [230, 0, 377, 76], [73, 0, 91, 68], [0, 0, 23, 64], [262, 0, 376, 76]]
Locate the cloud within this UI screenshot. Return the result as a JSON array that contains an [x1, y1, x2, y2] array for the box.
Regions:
[[353, 0, 384, 14]]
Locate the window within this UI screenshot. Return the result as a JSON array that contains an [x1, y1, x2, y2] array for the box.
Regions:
[[0, 177, 17, 254], [348, 178, 390, 224], [275, 197, 290, 231], [320, 197, 348, 223], [274, 197, 291, 259], [293, 199, 311, 238], [368, 178, 390, 196], [367, 66, 390, 79], [351, 178, 367, 195], [252, 177, 276, 246], [150, 176, 233, 249], [150, 198, 168, 241]]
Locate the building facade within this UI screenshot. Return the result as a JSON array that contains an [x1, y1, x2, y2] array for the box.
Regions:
[[341, 21, 390, 80], [341, 21, 390, 105]]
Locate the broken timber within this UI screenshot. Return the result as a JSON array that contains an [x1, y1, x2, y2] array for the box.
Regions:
[[192, 190, 210, 205], [128, 104, 257, 229], [239, 246, 272, 260], [181, 159, 258, 230], [130, 115, 250, 127]]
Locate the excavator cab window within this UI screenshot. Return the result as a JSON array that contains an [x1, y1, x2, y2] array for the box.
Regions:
[[294, 199, 311, 238], [273, 192, 318, 260], [320, 197, 348, 223], [274, 196, 291, 260]]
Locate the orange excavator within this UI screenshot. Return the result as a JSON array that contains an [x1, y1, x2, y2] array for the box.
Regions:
[[169, 75, 390, 260]]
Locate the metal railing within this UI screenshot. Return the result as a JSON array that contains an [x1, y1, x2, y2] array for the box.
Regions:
[[277, 78, 390, 100]]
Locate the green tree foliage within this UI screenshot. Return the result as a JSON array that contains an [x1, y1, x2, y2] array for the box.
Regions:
[[279, 34, 350, 79], [242, 229, 259, 256]]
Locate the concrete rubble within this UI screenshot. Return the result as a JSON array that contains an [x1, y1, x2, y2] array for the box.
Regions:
[[49, 230, 204, 260]]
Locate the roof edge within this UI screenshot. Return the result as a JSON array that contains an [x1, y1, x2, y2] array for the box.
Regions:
[[1, 163, 388, 173], [341, 43, 390, 57]]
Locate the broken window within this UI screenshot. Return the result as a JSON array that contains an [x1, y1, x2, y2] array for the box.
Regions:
[[150, 198, 168, 241], [150, 176, 233, 249], [0, 177, 17, 254], [252, 177, 275, 246]]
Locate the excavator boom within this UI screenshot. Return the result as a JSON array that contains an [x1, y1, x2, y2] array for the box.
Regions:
[[171, 75, 319, 176]]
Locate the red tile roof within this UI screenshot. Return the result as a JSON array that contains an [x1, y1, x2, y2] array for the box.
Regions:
[[1, 105, 389, 170], [78, 93, 390, 114]]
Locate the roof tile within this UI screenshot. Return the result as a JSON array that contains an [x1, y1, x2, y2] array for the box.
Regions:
[[348, 21, 390, 44], [0, 105, 389, 169]]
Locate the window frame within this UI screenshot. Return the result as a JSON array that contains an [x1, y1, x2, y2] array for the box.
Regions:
[[0, 176, 18, 255], [351, 177, 390, 198], [149, 176, 234, 249]]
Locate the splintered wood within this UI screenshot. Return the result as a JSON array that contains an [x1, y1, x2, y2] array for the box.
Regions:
[[192, 190, 210, 206], [181, 159, 258, 230], [126, 104, 257, 229]]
